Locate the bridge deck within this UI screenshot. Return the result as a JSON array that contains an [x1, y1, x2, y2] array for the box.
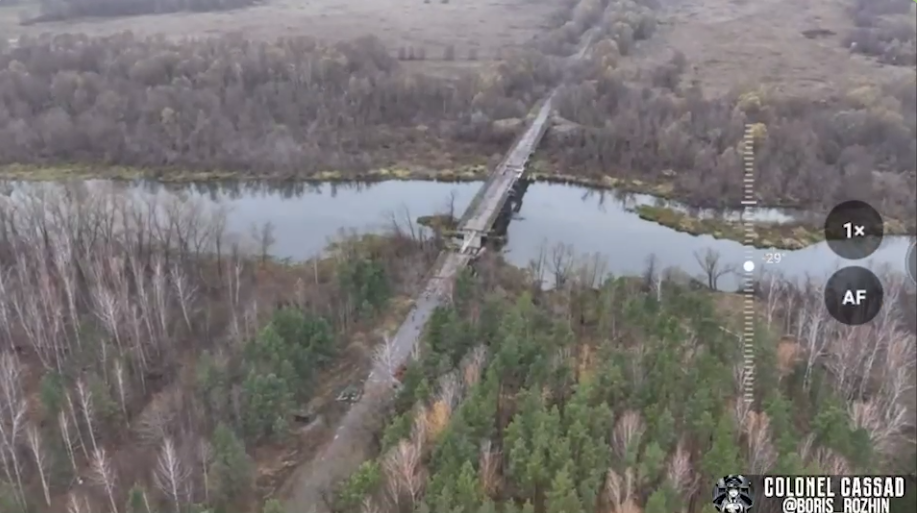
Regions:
[[460, 93, 555, 236]]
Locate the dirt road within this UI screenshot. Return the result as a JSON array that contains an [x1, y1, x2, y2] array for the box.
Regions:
[[280, 253, 469, 512]]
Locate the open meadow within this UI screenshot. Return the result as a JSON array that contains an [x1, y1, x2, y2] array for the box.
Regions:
[[623, 0, 916, 96], [2, 0, 558, 61]]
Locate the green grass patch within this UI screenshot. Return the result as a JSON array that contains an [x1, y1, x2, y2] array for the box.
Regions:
[[0, 163, 492, 183], [634, 205, 825, 250], [416, 214, 458, 231], [635, 205, 911, 249]]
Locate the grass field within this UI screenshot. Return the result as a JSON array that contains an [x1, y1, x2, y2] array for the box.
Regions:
[[1, 0, 557, 61], [625, 0, 915, 96]]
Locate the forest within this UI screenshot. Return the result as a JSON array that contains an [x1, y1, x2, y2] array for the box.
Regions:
[[0, 182, 443, 513], [1, 0, 914, 224], [548, 50, 916, 222], [329, 255, 917, 513], [845, 0, 916, 66]]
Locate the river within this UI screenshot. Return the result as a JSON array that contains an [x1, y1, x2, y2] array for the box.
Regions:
[[8, 179, 913, 289]]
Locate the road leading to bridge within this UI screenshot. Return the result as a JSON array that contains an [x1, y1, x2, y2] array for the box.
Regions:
[[282, 32, 597, 513], [282, 252, 470, 513]]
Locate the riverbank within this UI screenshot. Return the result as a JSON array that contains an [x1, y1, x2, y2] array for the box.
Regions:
[[634, 205, 912, 250]]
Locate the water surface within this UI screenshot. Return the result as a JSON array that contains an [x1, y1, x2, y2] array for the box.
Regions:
[[9, 179, 911, 289], [168, 180, 911, 289]]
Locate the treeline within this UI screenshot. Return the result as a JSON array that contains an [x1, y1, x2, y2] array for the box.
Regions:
[[0, 32, 560, 172], [3, 0, 913, 226], [550, 51, 917, 222], [845, 0, 916, 66], [0, 183, 439, 513], [331, 256, 916, 513], [534, 0, 657, 57], [0, 0, 651, 175], [25, 0, 260, 24]]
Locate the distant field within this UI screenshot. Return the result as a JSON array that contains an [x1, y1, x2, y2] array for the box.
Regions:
[[626, 0, 916, 97], [1, 0, 557, 60]]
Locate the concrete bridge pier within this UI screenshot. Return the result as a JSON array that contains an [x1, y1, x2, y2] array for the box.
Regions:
[[510, 179, 532, 213], [491, 178, 532, 238]]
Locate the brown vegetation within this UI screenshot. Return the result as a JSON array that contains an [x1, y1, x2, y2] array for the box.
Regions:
[[0, 32, 561, 172], [0, 182, 440, 513], [845, 0, 916, 66], [548, 51, 916, 223], [3, 0, 557, 64], [0, 0, 913, 227], [621, 0, 914, 97]]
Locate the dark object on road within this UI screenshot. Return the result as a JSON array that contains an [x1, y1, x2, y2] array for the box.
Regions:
[[801, 28, 836, 39], [394, 363, 408, 383], [336, 385, 363, 403]]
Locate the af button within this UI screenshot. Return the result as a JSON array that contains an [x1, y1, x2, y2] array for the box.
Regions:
[[825, 266, 884, 326], [824, 200, 884, 260]]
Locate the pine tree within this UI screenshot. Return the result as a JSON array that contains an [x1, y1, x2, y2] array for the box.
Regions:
[[261, 498, 285, 513], [209, 423, 252, 508], [545, 466, 585, 513], [241, 369, 293, 441], [454, 461, 483, 512], [702, 413, 740, 478], [125, 482, 148, 513], [644, 488, 669, 513]]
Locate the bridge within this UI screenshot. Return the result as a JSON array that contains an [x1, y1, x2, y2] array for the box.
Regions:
[[284, 34, 593, 513], [454, 91, 556, 253], [452, 29, 596, 253]]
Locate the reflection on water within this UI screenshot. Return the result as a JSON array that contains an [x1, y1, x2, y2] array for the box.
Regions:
[[508, 183, 909, 290], [139, 179, 381, 201], [5, 179, 911, 289]]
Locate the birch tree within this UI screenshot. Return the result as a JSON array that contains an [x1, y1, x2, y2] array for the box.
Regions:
[[153, 437, 188, 513]]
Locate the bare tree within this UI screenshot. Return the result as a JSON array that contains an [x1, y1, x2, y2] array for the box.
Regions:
[[154, 437, 189, 513], [461, 345, 487, 389], [171, 266, 197, 333], [58, 411, 80, 478], [526, 243, 548, 287], [65, 390, 89, 459], [76, 378, 100, 453], [444, 190, 458, 220], [550, 242, 576, 288], [574, 251, 607, 289], [604, 467, 636, 513], [91, 447, 120, 513], [742, 411, 776, 474], [666, 439, 695, 501], [612, 410, 645, 462], [113, 359, 130, 422], [479, 439, 502, 497], [693, 248, 735, 289], [135, 391, 177, 446], [382, 439, 425, 508], [253, 221, 276, 265], [361, 496, 383, 513], [0, 352, 27, 504], [26, 423, 51, 505], [642, 253, 658, 290], [67, 493, 90, 513], [198, 438, 212, 504], [372, 334, 401, 390]]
